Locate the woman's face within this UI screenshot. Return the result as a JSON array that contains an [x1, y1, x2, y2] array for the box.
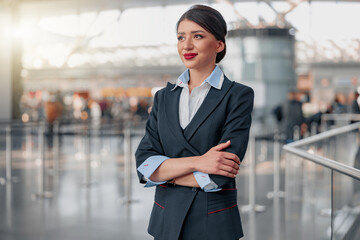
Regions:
[[177, 19, 224, 71]]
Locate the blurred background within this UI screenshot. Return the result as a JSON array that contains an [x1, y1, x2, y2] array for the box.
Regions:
[[0, 0, 360, 239]]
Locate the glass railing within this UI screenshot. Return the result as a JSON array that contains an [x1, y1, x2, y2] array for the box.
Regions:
[[283, 122, 360, 240]]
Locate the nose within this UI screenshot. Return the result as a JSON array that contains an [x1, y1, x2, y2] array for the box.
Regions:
[[183, 38, 193, 50]]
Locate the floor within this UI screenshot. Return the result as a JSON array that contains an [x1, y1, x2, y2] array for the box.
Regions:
[[0, 126, 286, 240]]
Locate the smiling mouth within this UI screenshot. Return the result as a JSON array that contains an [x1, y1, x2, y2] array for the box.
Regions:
[[184, 53, 198, 60]]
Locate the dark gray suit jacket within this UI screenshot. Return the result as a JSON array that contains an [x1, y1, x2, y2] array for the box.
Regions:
[[135, 76, 254, 240]]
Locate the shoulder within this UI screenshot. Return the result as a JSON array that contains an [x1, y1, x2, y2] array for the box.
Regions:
[[222, 76, 254, 115], [153, 85, 169, 100], [156, 82, 176, 96], [224, 76, 254, 98], [152, 82, 178, 105]]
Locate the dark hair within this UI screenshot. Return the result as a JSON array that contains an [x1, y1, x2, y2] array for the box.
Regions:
[[176, 5, 227, 63]]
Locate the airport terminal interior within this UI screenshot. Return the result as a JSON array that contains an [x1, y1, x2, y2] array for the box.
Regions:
[[1, 0, 360, 239]]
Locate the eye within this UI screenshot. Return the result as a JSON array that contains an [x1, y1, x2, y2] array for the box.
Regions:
[[194, 34, 203, 39], [177, 36, 184, 41]]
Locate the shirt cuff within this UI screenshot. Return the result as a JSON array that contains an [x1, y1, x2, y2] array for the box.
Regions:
[[137, 155, 169, 187], [193, 171, 222, 192]]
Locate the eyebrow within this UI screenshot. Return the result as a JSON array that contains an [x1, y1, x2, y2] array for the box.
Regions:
[[177, 30, 206, 35]]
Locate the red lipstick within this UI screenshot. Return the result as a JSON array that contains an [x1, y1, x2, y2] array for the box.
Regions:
[[184, 53, 198, 60]]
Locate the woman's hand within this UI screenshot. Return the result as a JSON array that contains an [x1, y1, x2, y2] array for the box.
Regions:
[[149, 141, 239, 182], [195, 140, 240, 178]]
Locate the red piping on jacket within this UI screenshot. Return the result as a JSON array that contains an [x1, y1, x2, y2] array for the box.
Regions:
[[154, 201, 165, 209], [159, 184, 168, 188], [208, 204, 238, 214]]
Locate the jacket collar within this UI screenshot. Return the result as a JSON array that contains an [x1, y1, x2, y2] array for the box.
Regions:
[[171, 65, 224, 91]]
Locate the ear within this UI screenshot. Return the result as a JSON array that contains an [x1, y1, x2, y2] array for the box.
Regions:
[[216, 41, 225, 53]]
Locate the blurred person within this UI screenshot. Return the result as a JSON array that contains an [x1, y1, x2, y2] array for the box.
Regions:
[[352, 91, 360, 114], [98, 97, 109, 118], [332, 93, 347, 114], [273, 90, 305, 143], [284, 91, 305, 142], [272, 104, 283, 125], [44, 91, 63, 148], [135, 5, 254, 240], [135, 98, 150, 121], [128, 96, 139, 119], [350, 91, 360, 124]]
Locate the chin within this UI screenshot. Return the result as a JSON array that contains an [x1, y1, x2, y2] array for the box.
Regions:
[[183, 61, 198, 69]]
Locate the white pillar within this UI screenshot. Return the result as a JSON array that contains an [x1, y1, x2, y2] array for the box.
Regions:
[[0, 7, 13, 120]]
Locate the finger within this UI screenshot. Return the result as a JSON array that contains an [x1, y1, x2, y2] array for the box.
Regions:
[[217, 170, 237, 178], [212, 140, 231, 151], [222, 152, 240, 164], [221, 159, 240, 170], [219, 165, 238, 174], [218, 157, 239, 169]]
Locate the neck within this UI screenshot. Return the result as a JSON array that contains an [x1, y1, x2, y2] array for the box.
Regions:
[[188, 65, 216, 88]]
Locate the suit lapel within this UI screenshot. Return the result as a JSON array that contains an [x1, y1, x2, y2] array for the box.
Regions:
[[183, 77, 234, 141], [164, 83, 200, 156]]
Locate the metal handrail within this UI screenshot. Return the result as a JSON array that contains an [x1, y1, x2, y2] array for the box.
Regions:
[[286, 122, 360, 147], [283, 122, 360, 181]]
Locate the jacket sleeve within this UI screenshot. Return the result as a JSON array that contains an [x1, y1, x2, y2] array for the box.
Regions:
[[135, 90, 166, 184], [209, 85, 254, 188]]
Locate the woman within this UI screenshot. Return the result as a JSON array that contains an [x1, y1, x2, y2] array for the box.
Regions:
[[135, 5, 254, 240]]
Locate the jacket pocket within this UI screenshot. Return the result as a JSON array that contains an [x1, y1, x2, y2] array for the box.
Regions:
[[206, 189, 243, 239], [148, 185, 167, 238], [207, 188, 237, 214]]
